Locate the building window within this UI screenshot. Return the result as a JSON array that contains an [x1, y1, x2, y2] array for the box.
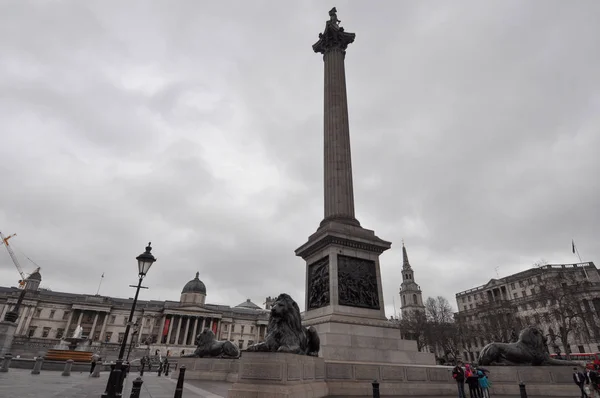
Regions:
[[510, 283, 515, 289], [469, 304, 473, 309], [250, 326, 254, 334], [223, 324, 228, 332], [105, 332, 113, 343], [468, 296, 472, 302], [241, 325, 245, 334], [28, 327, 37, 338], [462, 297, 466, 303], [110, 315, 116, 324], [513, 293, 518, 299], [578, 345, 585, 353], [521, 291, 526, 297], [63, 311, 70, 320], [35, 309, 42, 318], [42, 327, 51, 338], [238, 340, 244, 349], [49, 310, 55, 319], [123, 317, 127, 325], [56, 328, 64, 339], [412, 294, 417, 304], [463, 306, 467, 311], [85, 315, 93, 323], [519, 281, 524, 288]]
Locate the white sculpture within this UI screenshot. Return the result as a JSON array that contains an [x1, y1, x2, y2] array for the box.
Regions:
[[72, 325, 83, 339]]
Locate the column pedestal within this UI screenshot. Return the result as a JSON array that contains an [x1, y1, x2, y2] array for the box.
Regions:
[[0, 321, 18, 356]]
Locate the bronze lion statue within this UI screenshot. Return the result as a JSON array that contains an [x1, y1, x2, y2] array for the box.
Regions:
[[246, 293, 320, 356], [478, 326, 578, 366], [182, 328, 240, 358]]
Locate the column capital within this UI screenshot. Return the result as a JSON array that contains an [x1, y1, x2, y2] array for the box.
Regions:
[[313, 7, 355, 55]]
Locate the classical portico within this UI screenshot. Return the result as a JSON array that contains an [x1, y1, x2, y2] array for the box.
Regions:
[[159, 311, 221, 346]]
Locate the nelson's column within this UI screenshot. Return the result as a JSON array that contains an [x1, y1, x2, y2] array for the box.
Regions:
[[295, 8, 434, 365]]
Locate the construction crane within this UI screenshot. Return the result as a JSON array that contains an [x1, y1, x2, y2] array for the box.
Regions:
[[1, 231, 38, 289]]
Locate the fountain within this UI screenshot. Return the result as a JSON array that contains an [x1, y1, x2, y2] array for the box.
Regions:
[[45, 325, 93, 362]]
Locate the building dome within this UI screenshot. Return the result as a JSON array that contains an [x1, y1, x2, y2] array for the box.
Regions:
[[235, 299, 262, 310], [181, 272, 206, 295]]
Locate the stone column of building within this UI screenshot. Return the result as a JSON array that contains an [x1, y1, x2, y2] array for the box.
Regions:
[[190, 317, 199, 345], [148, 315, 155, 341], [76, 310, 83, 328], [159, 315, 167, 344], [174, 316, 182, 345], [227, 323, 232, 340], [137, 316, 145, 343], [200, 318, 206, 332], [16, 306, 29, 335], [22, 306, 36, 335], [89, 312, 99, 341], [182, 317, 190, 345], [63, 309, 74, 338], [166, 315, 174, 344], [0, 303, 7, 320], [208, 318, 213, 332], [99, 312, 109, 342]]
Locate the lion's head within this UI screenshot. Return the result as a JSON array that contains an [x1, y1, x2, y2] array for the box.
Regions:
[[518, 326, 547, 351], [269, 293, 303, 332], [195, 328, 216, 347]]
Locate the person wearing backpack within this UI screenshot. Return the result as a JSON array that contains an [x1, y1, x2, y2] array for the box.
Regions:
[[477, 368, 490, 398], [452, 361, 466, 398]]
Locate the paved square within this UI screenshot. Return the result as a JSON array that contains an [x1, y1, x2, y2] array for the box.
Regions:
[[0, 368, 231, 398]]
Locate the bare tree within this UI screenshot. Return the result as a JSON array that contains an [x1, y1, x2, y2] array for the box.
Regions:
[[532, 269, 588, 359], [400, 309, 429, 352]]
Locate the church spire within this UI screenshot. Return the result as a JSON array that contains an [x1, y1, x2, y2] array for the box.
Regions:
[[402, 240, 412, 270]]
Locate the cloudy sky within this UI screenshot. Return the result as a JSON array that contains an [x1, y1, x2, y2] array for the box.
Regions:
[[1, 1, 599, 316]]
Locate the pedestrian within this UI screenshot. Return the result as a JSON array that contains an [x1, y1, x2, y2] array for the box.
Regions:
[[574, 367, 590, 398], [477, 368, 490, 398], [89, 355, 97, 376], [452, 361, 466, 398], [587, 366, 598, 398], [465, 364, 482, 398]]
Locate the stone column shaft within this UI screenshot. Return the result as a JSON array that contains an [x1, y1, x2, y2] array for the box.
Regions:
[[90, 312, 99, 340], [63, 309, 74, 338], [99, 313, 109, 342], [322, 48, 357, 224], [174, 316, 182, 345], [227, 323, 232, 340], [76, 310, 83, 327], [137, 316, 145, 343], [183, 317, 190, 346], [191, 317, 198, 345], [159, 315, 167, 344], [166, 315, 174, 344]]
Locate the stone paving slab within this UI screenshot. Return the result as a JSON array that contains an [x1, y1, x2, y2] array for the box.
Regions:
[[0, 368, 231, 397]]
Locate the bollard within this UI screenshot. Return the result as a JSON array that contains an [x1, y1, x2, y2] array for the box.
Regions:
[[62, 359, 74, 376], [0, 354, 12, 372], [372, 379, 380, 398], [519, 382, 528, 398], [91, 361, 101, 378], [31, 356, 44, 375], [173, 366, 186, 398], [129, 377, 143, 398]]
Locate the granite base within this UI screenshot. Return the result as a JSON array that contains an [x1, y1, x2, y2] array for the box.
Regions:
[[175, 357, 239, 382], [227, 352, 328, 398]]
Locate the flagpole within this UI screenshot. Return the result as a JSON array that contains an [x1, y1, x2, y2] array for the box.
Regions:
[[95, 273, 104, 295], [572, 239, 589, 280]]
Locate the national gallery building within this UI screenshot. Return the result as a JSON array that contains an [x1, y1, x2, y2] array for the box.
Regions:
[[0, 271, 270, 359]]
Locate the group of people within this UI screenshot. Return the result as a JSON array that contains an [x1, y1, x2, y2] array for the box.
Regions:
[[452, 361, 490, 398], [573, 365, 599, 398]]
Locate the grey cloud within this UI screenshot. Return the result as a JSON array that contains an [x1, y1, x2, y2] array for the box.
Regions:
[[1, 1, 599, 318]]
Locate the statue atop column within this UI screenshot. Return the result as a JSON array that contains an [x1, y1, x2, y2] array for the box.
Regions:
[[313, 7, 356, 55]]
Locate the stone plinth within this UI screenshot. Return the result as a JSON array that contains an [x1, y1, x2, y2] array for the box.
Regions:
[[227, 352, 328, 398], [0, 320, 17, 356], [324, 363, 581, 396], [175, 357, 239, 382], [311, 320, 435, 365]]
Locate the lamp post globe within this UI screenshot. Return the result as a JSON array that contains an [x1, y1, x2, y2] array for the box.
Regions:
[[136, 242, 156, 277]]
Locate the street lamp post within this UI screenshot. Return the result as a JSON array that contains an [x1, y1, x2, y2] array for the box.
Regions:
[[126, 323, 139, 362], [102, 242, 156, 398]]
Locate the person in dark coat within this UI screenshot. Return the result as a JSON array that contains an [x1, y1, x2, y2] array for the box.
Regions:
[[574, 367, 590, 398], [452, 361, 466, 398]]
